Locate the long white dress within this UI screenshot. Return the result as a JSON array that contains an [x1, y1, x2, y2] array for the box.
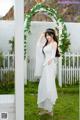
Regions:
[[37, 42, 58, 112]]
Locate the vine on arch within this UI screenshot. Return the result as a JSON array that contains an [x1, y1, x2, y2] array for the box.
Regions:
[[24, 3, 70, 58]]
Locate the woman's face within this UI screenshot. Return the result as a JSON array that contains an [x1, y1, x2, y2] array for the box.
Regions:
[[46, 33, 53, 43]]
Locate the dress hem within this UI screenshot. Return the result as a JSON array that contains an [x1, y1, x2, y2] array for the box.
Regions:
[[37, 96, 58, 105]]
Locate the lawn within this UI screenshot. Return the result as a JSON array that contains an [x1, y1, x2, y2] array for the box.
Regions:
[[0, 80, 79, 120], [24, 81, 79, 120]]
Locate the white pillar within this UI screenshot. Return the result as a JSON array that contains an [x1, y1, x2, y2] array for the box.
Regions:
[[14, 1, 24, 120], [24, 59, 27, 84], [58, 56, 62, 87], [58, 23, 62, 87]]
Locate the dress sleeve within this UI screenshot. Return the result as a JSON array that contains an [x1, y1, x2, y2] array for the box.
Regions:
[[43, 45, 56, 66], [50, 46, 56, 60], [34, 36, 46, 78]]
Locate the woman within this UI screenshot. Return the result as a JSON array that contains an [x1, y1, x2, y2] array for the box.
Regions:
[[34, 28, 60, 116]]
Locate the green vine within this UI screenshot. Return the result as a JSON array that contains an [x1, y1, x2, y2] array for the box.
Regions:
[[24, 3, 71, 59]]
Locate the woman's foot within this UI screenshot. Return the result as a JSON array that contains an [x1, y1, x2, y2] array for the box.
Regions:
[[39, 110, 47, 115], [38, 110, 53, 116], [48, 111, 53, 116]]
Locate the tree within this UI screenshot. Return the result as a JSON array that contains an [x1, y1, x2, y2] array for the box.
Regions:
[[9, 37, 14, 54], [0, 51, 4, 68]]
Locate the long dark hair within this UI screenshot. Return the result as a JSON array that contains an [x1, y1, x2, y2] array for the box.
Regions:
[[42, 28, 60, 57]]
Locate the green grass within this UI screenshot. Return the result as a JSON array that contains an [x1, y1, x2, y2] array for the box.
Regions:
[[0, 80, 79, 120], [25, 81, 79, 120], [0, 80, 15, 94]]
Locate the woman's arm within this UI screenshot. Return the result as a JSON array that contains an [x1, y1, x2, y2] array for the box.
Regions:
[[38, 33, 45, 42], [34, 33, 46, 77], [37, 33, 46, 47], [48, 42, 57, 65]]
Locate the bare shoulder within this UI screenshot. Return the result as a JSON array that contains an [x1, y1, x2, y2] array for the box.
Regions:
[[51, 41, 57, 49]]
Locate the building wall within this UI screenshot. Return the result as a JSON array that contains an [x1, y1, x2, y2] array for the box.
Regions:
[[0, 21, 80, 53], [0, 21, 14, 53]]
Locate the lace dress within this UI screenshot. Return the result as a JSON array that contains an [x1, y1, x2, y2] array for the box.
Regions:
[[37, 42, 58, 112]]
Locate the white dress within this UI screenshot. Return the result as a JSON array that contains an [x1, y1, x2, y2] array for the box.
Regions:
[[37, 42, 58, 112]]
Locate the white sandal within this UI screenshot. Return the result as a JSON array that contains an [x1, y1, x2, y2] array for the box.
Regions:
[[39, 111, 47, 115], [48, 111, 53, 116], [39, 110, 53, 116]]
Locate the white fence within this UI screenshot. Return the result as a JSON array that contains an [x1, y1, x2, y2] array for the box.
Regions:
[[0, 53, 15, 81], [0, 52, 80, 85], [61, 52, 80, 85]]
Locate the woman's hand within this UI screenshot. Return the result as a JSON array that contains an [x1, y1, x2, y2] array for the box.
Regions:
[[39, 32, 46, 44], [48, 59, 52, 65], [40, 32, 45, 38]]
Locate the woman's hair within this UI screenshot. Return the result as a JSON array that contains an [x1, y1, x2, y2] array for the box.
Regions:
[[42, 28, 60, 57]]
